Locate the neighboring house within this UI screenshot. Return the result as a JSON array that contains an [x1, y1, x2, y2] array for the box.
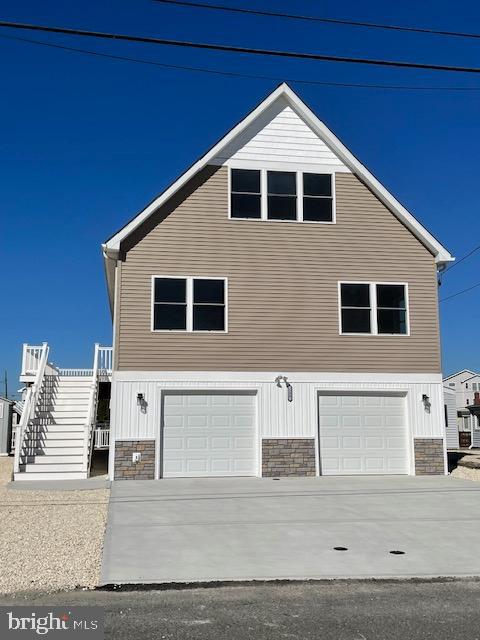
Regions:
[[99, 83, 454, 481], [443, 369, 480, 448], [0, 396, 15, 456]]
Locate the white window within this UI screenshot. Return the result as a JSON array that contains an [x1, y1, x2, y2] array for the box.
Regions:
[[473, 383, 477, 391], [230, 169, 261, 219], [152, 277, 227, 332], [449, 383, 455, 387], [230, 168, 335, 223], [339, 282, 409, 335]]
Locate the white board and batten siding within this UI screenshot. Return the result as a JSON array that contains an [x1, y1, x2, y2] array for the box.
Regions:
[[109, 372, 446, 478], [443, 386, 459, 449], [212, 104, 351, 173]]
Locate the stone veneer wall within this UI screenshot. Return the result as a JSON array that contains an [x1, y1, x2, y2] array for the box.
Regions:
[[262, 438, 316, 477], [114, 440, 156, 480], [414, 438, 445, 475]]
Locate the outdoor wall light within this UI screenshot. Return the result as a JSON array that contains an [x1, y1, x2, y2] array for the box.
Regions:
[[275, 375, 293, 402], [422, 394, 431, 411], [137, 393, 144, 406]]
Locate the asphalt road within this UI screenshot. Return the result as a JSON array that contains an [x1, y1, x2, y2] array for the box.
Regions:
[[2, 580, 480, 639]]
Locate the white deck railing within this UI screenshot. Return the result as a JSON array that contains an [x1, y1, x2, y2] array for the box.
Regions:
[[14, 343, 49, 474], [98, 346, 113, 375], [82, 344, 101, 475], [21, 344, 44, 376], [57, 368, 93, 377], [94, 426, 110, 449]]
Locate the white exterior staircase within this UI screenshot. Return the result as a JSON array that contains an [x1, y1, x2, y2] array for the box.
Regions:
[[14, 343, 112, 481]]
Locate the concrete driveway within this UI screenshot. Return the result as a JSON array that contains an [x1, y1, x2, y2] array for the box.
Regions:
[[101, 476, 480, 584]]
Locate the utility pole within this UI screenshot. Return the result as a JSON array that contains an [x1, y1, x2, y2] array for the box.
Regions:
[[3, 369, 7, 399]]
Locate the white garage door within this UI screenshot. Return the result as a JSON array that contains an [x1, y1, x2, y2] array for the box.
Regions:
[[318, 393, 408, 475], [162, 392, 257, 477]]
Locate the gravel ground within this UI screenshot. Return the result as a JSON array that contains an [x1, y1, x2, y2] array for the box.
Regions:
[[0, 457, 109, 595], [451, 465, 480, 481]]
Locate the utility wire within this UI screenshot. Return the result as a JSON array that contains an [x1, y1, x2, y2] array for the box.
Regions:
[[153, 0, 480, 41], [4, 33, 480, 92], [440, 280, 480, 302], [443, 244, 480, 274], [3, 19, 480, 73]]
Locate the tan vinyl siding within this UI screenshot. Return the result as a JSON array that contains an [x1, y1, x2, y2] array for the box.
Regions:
[[116, 166, 441, 372]]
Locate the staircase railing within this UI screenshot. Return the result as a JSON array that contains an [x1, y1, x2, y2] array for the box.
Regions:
[[14, 343, 50, 474], [98, 346, 113, 378], [82, 343, 101, 476]]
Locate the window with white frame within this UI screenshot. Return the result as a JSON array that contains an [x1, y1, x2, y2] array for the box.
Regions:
[[267, 171, 297, 220], [340, 282, 408, 335], [230, 168, 334, 222], [152, 277, 226, 332], [230, 169, 261, 219]]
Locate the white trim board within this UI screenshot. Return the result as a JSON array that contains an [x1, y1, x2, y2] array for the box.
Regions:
[[112, 370, 443, 384]]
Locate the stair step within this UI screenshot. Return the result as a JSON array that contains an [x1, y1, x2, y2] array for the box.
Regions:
[[49, 389, 90, 401], [20, 463, 84, 473], [37, 412, 88, 420], [46, 400, 90, 409], [27, 432, 84, 441], [25, 438, 84, 447], [57, 379, 92, 387], [24, 446, 84, 456], [33, 418, 87, 426], [28, 424, 84, 432], [22, 455, 84, 465], [14, 471, 88, 481]]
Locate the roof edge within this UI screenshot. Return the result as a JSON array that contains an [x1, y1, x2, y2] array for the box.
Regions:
[[103, 82, 454, 266]]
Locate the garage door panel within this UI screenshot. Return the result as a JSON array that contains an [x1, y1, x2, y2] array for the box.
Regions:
[[319, 393, 408, 476], [162, 392, 257, 477], [342, 436, 362, 449]]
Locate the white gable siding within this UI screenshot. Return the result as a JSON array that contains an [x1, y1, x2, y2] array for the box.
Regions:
[[213, 106, 350, 172]]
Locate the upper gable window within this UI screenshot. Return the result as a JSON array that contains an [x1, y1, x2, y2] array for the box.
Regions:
[[303, 173, 333, 222], [229, 168, 334, 223], [340, 282, 409, 335], [231, 169, 261, 219], [152, 276, 227, 332], [267, 171, 297, 220]]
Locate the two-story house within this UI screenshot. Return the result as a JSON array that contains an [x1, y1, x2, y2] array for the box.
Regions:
[[101, 83, 453, 481]]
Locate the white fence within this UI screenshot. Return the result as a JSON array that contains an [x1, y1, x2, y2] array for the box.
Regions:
[[21, 345, 44, 376], [94, 426, 110, 449], [98, 347, 113, 376], [58, 368, 93, 377]]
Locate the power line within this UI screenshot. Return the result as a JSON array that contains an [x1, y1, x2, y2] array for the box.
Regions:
[[4, 33, 480, 92], [153, 0, 480, 41], [443, 244, 480, 274], [440, 280, 480, 302], [3, 19, 480, 73]]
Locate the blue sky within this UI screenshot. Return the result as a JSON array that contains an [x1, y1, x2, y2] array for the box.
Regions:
[[1, 0, 480, 395]]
